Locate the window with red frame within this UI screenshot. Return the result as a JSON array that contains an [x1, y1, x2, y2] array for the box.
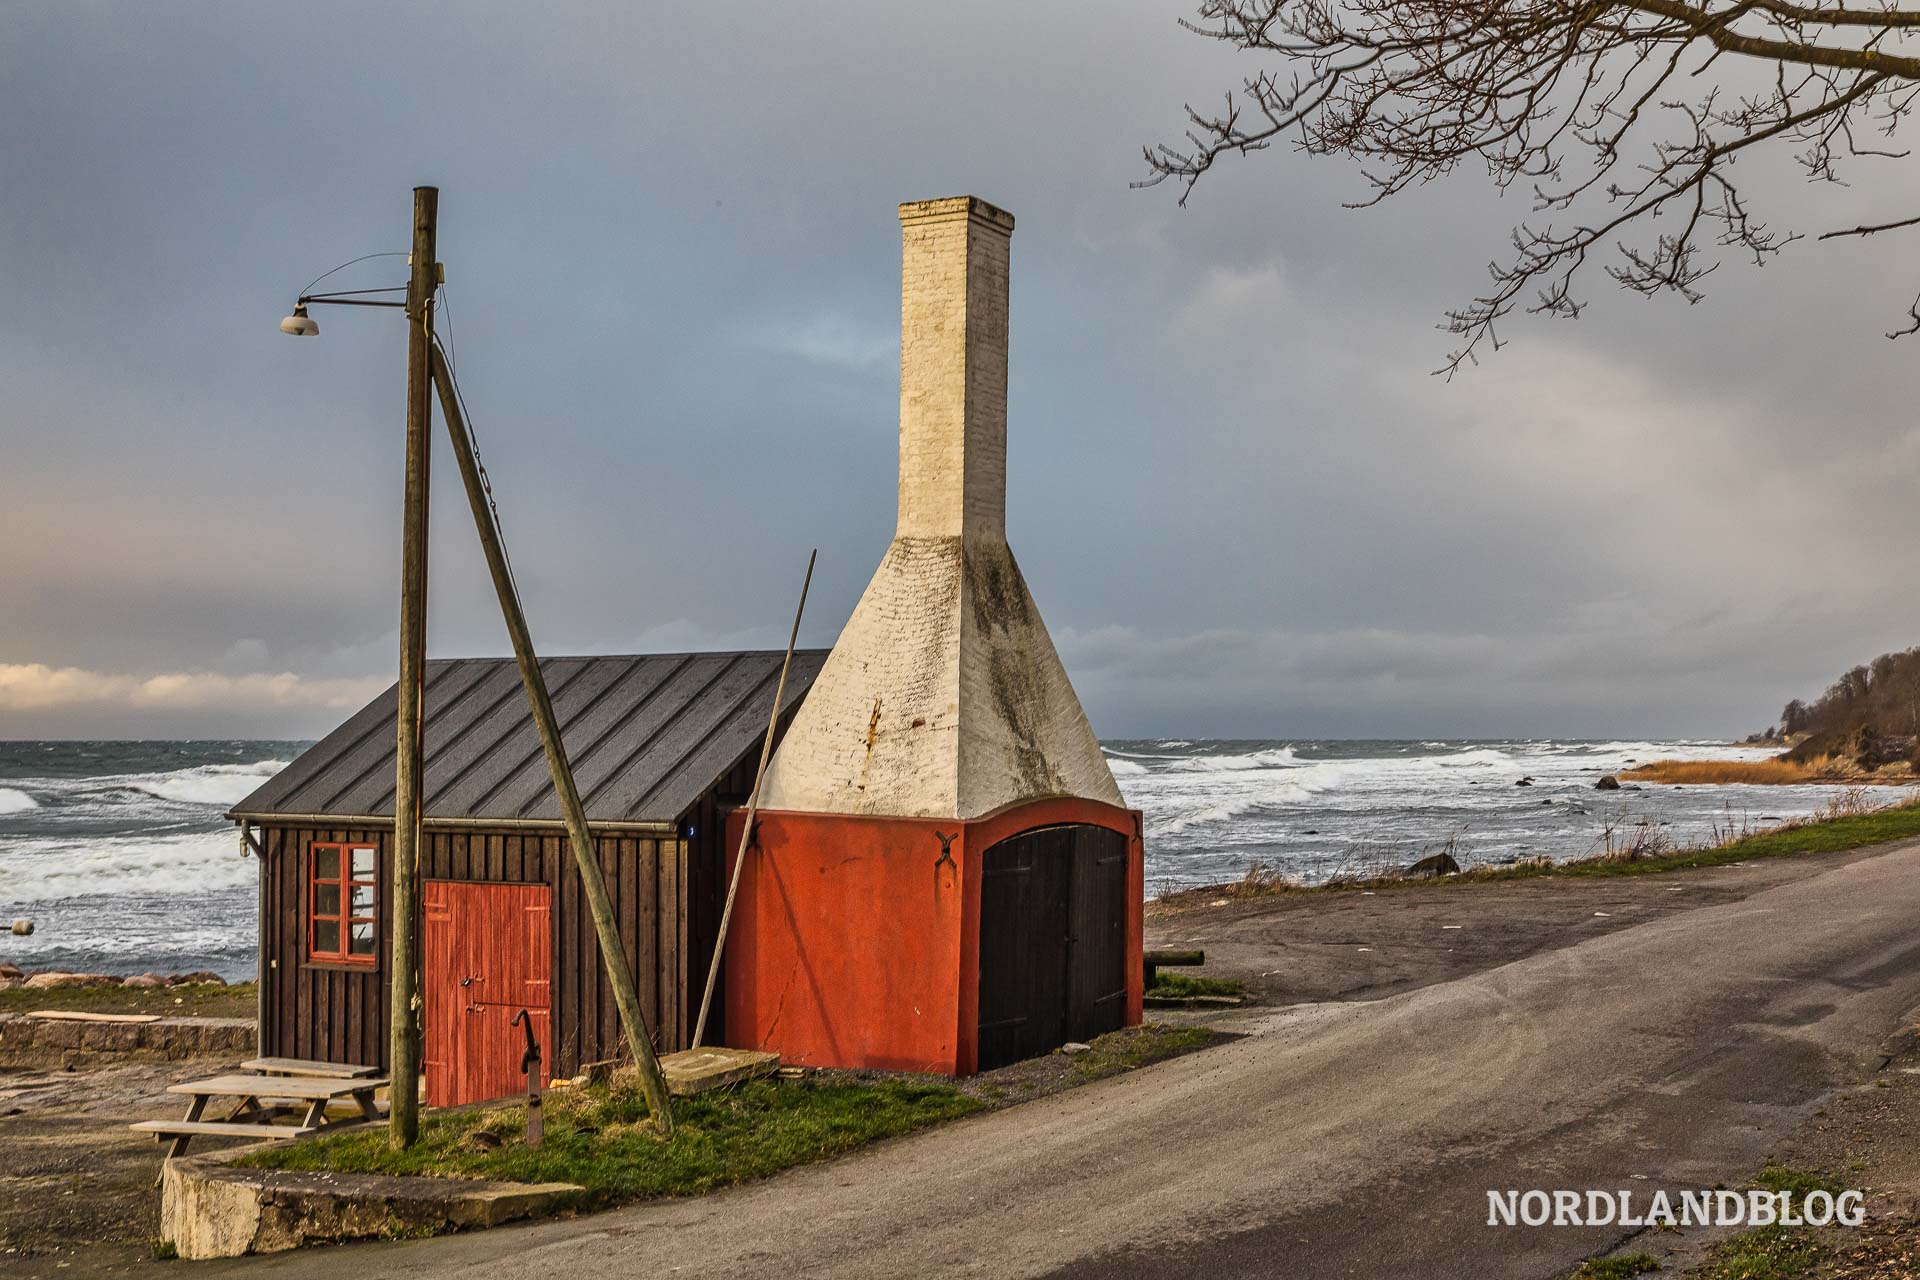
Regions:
[[309, 843, 377, 965]]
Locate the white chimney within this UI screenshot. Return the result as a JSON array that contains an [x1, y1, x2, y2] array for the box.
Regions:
[[759, 196, 1123, 820]]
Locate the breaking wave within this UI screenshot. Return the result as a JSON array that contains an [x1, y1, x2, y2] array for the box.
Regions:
[[0, 829, 252, 903], [1102, 736, 1853, 893], [126, 760, 287, 808], [0, 788, 38, 814]]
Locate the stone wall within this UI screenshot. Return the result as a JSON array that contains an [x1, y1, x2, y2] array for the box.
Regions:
[[0, 1013, 255, 1066]]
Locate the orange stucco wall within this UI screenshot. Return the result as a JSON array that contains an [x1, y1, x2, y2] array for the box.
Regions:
[[724, 799, 1144, 1075]]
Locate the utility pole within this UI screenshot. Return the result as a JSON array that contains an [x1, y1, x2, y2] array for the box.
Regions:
[[390, 186, 438, 1148], [428, 345, 676, 1134]]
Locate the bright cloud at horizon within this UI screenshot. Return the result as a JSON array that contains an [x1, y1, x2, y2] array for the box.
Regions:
[[0, 663, 384, 714]]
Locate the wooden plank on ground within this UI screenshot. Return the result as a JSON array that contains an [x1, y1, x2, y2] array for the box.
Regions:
[[25, 1010, 162, 1023], [658, 1047, 778, 1096]]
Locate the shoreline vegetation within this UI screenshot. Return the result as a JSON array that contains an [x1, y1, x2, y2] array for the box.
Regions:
[[1155, 789, 1920, 908], [1621, 755, 1920, 786]]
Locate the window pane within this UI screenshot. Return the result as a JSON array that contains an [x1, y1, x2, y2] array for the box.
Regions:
[[351, 847, 375, 878], [313, 848, 339, 881], [314, 883, 340, 917], [350, 882, 375, 914], [313, 919, 340, 956], [349, 921, 375, 955]]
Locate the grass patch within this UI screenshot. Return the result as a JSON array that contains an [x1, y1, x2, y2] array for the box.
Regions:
[[239, 1076, 982, 1205], [1573, 1254, 1659, 1279], [0, 981, 255, 1019], [1144, 972, 1246, 999], [1066, 1025, 1216, 1082], [1678, 1166, 1843, 1280], [1692, 1225, 1822, 1280], [1754, 1163, 1846, 1199]]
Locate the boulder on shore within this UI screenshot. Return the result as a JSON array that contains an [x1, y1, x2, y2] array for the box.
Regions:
[[122, 973, 171, 988], [22, 972, 122, 990], [1405, 851, 1462, 878], [1595, 775, 1621, 791], [169, 971, 227, 987], [0, 963, 22, 980]]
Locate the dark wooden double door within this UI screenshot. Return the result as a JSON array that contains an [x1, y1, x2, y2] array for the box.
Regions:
[[977, 824, 1129, 1071]]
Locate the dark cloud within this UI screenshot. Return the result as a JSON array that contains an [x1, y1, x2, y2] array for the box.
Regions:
[[3, 1, 1916, 738]]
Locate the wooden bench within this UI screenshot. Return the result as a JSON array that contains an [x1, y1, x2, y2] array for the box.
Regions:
[[239, 1057, 382, 1079], [133, 1069, 388, 1178], [130, 1119, 317, 1141]]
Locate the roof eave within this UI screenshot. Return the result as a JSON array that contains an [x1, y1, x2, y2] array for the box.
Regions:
[[225, 810, 679, 836]]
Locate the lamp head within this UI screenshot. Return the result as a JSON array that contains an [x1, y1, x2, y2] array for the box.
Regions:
[[279, 303, 318, 336]]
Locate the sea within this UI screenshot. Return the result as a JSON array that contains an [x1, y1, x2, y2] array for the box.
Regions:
[[0, 738, 1880, 980]]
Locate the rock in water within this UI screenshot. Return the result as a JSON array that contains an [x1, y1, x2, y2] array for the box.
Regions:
[[1515, 777, 1534, 787], [1595, 775, 1621, 791], [9, 919, 32, 936], [1405, 851, 1462, 878]]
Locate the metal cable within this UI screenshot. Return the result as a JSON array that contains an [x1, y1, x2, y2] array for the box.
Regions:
[[430, 329, 525, 610]]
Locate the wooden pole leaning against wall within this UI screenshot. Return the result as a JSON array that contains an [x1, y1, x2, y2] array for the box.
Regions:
[[389, 185, 438, 1148], [427, 343, 675, 1134], [691, 549, 814, 1050]]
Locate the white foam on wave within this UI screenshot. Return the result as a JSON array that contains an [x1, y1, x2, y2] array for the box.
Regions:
[[125, 760, 288, 808], [1143, 776, 1322, 837], [1105, 758, 1149, 776], [0, 788, 38, 814], [1426, 748, 1515, 768], [1165, 746, 1301, 773], [0, 829, 252, 903]]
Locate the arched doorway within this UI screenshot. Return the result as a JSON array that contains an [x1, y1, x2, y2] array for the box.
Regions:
[[976, 824, 1129, 1070]]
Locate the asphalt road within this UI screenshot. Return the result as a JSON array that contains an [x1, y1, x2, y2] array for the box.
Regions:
[[193, 840, 1920, 1279]]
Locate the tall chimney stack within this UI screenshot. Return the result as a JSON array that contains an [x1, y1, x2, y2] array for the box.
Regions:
[[896, 197, 1013, 541], [758, 196, 1122, 821]]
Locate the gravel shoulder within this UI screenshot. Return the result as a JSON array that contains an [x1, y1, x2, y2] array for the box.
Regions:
[[1144, 840, 1907, 1011]]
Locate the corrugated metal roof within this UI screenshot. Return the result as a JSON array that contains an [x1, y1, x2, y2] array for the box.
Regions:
[[229, 650, 829, 826]]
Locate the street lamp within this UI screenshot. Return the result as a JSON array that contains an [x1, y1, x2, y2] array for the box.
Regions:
[[278, 188, 676, 1146], [278, 285, 410, 336], [277, 304, 318, 336]]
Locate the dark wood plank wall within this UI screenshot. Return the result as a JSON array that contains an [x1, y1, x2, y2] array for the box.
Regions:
[[682, 752, 757, 1043], [259, 824, 393, 1071], [259, 821, 723, 1076]]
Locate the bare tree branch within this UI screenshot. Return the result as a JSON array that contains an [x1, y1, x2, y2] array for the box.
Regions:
[[1144, 0, 1920, 372]]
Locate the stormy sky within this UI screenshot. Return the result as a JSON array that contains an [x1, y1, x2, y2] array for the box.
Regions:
[[5, 2, 1920, 741]]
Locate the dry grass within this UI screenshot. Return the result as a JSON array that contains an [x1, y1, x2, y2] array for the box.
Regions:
[[1618, 755, 1866, 785]]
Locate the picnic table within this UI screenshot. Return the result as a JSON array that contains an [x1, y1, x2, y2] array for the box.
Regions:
[[130, 1057, 387, 1169]]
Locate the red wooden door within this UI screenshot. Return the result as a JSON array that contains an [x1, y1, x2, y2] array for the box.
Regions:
[[423, 880, 552, 1106]]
